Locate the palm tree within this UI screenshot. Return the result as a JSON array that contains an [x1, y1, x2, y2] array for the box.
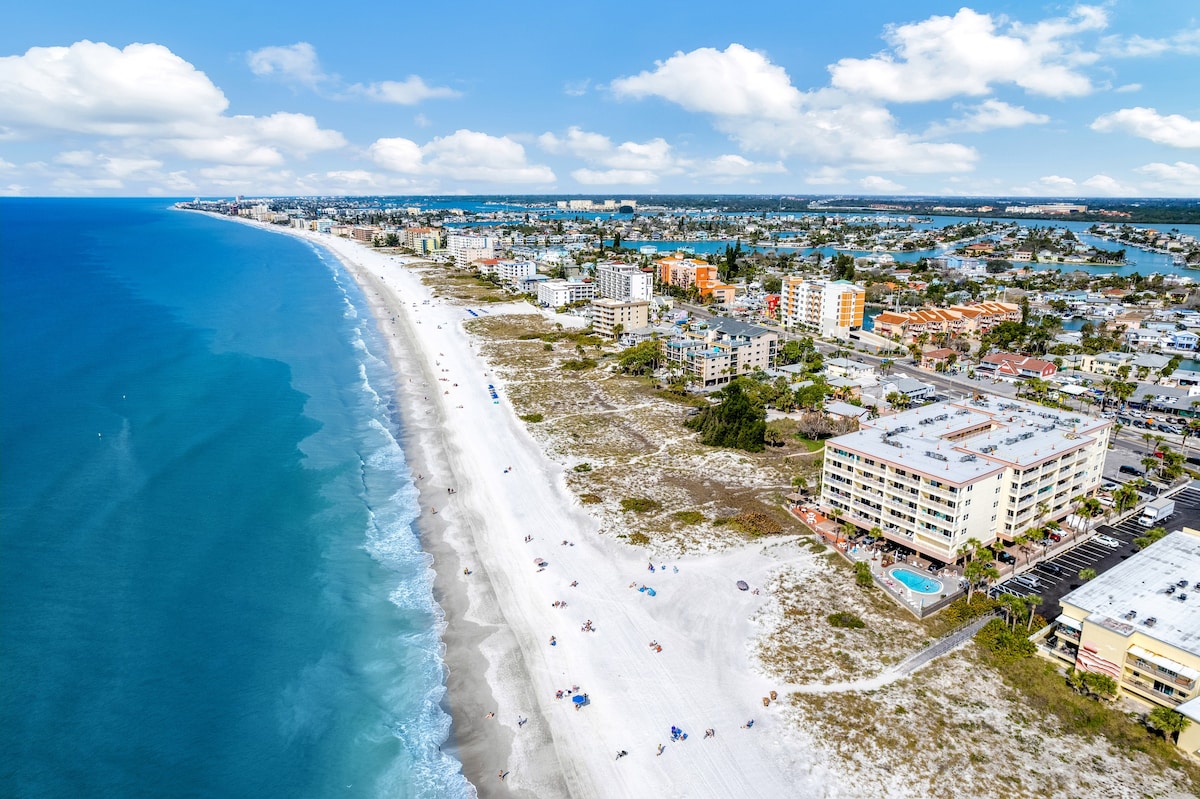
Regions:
[[1023, 595, 1043, 631], [998, 593, 1022, 630], [964, 560, 1000, 601], [1079, 567, 1097, 581], [1147, 707, 1192, 744], [1014, 532, 1033, 566]]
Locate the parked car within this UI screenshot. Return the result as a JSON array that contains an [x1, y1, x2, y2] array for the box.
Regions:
[[997, 551, 1017, 565], [1119, 465, 1145, 476], [1041, 562, 1066, 577], [1094, 534, 1121, 548], [1048, 531, 1063, 542]]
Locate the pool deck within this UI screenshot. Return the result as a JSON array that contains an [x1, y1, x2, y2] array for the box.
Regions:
[[846, 546, 965, 617]]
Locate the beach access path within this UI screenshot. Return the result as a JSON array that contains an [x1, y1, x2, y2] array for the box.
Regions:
[[262, 227, 830, 798]]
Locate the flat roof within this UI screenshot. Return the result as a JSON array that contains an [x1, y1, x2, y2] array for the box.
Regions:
[[1061, 529, 1200, 658], [832, 395, 1110, 484]]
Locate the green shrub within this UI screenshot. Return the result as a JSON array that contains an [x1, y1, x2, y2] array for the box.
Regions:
[[579, 493, 602, 504], [573, 462, 592, 473], [543, 343, 554, 351], [854, 561, 874, 587], [974, 618, 1036, 666], [562, 358, 597, 371], [628, 532, 650, 546], [827, 611, 866, 629], [672, 510, 705, 525], [620, 497, 661, 513], [519, 413, 544, 423]]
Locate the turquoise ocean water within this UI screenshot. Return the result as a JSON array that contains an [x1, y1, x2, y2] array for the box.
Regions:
[[0, 199, 471, 798]]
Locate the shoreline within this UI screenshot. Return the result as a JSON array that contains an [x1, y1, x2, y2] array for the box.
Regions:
[[198, 214, 813, 797]]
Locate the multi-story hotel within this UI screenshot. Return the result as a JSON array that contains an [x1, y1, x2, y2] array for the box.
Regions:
[[779, 278, 865, 338], [821, 395, 1111, 563], [596, 262, 652, 302], [591, 298, 650, 339], [405, 226, 441, 254], [1044, 528, 1200, 754], [871, 301, 1020, 343], [663, 319, 778, 388]]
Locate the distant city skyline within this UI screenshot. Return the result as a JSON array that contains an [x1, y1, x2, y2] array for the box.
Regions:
[[1, 1, 1198, 197]]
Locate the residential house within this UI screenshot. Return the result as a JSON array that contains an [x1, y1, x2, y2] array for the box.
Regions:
[[977, 353, 1057, 380]]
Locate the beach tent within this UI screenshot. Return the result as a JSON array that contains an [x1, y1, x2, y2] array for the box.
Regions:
[[638, 586, 657, 597], [572, 694, 589, 707], [736, 580, 749, 591]]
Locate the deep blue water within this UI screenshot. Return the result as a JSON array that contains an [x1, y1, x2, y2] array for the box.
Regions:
[[0, 200, 470, 799]]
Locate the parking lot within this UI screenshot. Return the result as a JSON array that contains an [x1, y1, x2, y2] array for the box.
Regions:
[[991, 482, 1200, 619]]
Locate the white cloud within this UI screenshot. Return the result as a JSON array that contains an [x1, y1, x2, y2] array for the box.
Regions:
[[1114, 83, 1142, 93], [348, 76, 460, 105], [1099, 28, 1200, 57], [0, 41, 229, 137], [1135, 161, 1200, 193], [369, 130, 555, 184], [0, 41, 346, 169], [612, 44, 802, 120], [1080, 174, 1129, 195], [0, 156, 15, 170], [697, 154, 786, 178], [1037, 175, 1078, 191], [563, 79, 590, 97], [926, 99, 1050, 136], [612, 46, 977, 174], [246, 42, 324, 87], [860, 175, 905, 193], [829, 6, 1105, 102], [1091, 107, 1200, 148], [571, 168, 660, 185], [805, 167, 846, 186]]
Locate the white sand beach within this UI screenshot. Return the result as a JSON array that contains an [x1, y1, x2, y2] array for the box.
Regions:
[[250, 225, 825, 797]]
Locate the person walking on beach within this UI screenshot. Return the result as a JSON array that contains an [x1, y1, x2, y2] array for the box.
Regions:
[[497, 770, 506, 781], [656, 744, 665, 756]]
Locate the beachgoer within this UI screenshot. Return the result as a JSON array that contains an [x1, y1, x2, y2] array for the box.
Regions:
[[570, 581, 578, 587], [498, 770, 506, 781], [656, 744, 664, 756], [485, 712, 495, 719], [517, 717, 527, 727]]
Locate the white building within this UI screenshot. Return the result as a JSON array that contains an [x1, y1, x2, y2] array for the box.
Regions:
[[779, 278, 866, 338], [821, 396, 1111, 563], [446, 233, 495, 267], [537, 279, 596, 308], [596, 263, 652, 302], [494, 259, 537, 287]]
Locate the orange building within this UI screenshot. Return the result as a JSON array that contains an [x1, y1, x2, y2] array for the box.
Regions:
[[657, 255, 736, 302]]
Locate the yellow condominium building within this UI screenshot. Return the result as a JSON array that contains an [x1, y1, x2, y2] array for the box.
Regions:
[[821, 395, 1110, 564], [1045, 528, 1200, 754], [591, 298, 649, 339], [779, 278, 865, 338]]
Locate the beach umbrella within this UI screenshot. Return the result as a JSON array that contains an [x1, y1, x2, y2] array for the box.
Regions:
[[572, 694, 587, 705], [736, 580, 749, 591]]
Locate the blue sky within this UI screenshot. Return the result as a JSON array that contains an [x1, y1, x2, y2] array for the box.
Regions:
[[1, 1, 1198, 197]]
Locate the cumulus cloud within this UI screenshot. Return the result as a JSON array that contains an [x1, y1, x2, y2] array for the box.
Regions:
[[1136, 161, 1200, 193], [0, 41, 346, 168], [1080, 174, 1130, 195], [540, 126, 783, 186], [612, 44, 803, 120], [860, 175, 905, 193], [0, 41, 229, 136], [1091, 107, 1200, 148], [926, 99, 1050, 136], [612, 46, 976, 174], [1037, 175, 1078, 191], [348, 76, 460, 104], [1114, 83, 1142, 93], [247, 42, 324, 87], [369, 129, 555, 184], [829, 6, 1105, 101]]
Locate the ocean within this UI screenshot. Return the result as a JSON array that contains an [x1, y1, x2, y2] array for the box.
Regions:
[[0, 199, 471, 799]]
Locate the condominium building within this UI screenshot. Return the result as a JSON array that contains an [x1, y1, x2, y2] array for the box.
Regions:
[[596, 262, 652, 302], [656, 255, 736, 304], [871, 302, 1020, 343], [779, 278, 865, 338], [663, 319, 778, 388], [1044, 528, 1200, 754], [537, 279, 595, 308], [476, 259, 537, 288], [821, 395, 1111, 563], [446, 233, 495, 267], [405, 227, 441, 254], [591, 298, 650, 339]]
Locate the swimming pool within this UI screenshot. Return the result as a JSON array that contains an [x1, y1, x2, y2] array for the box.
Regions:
[[891, 568, 944, 594]]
